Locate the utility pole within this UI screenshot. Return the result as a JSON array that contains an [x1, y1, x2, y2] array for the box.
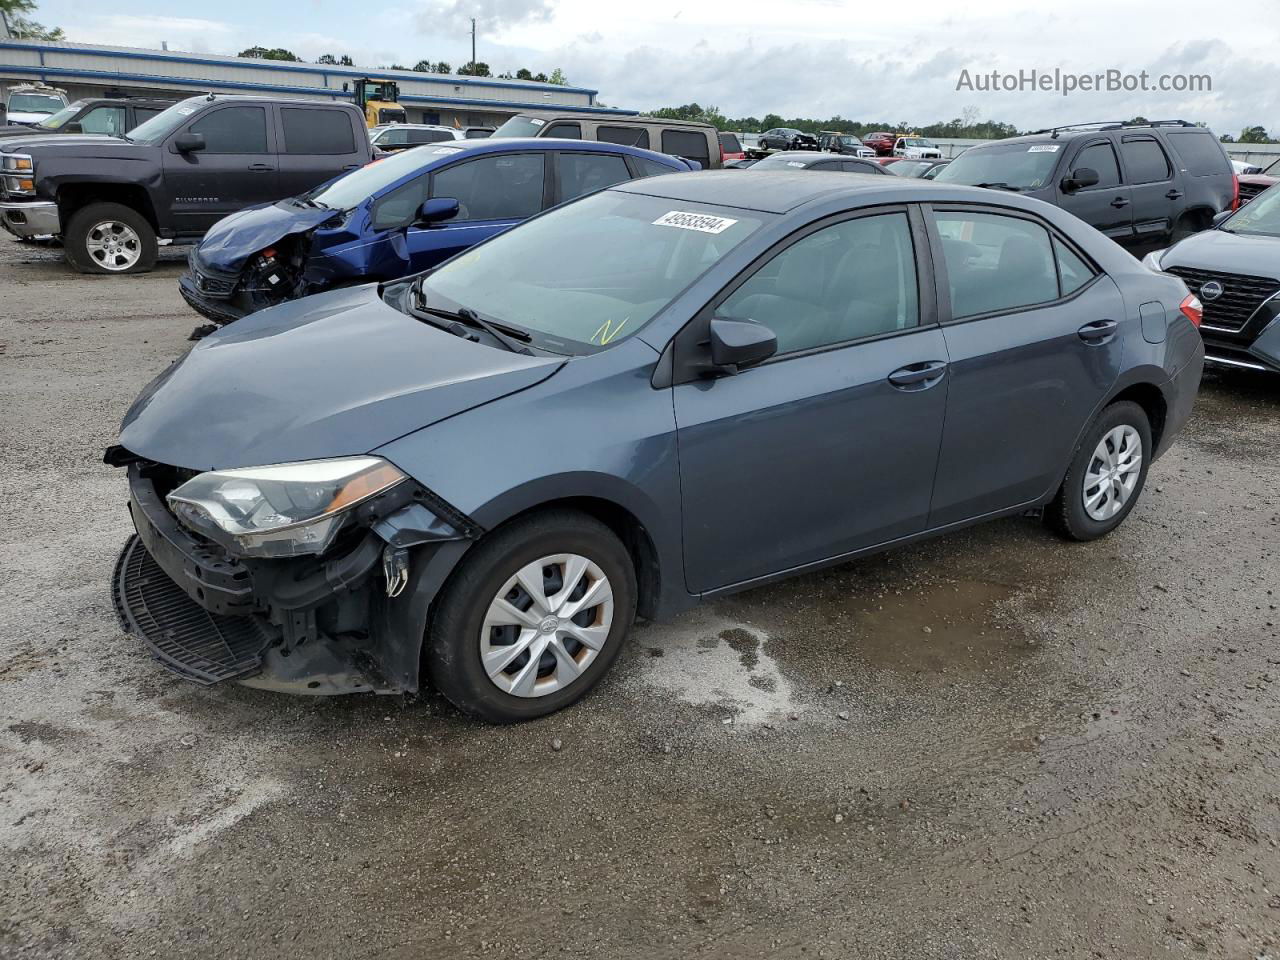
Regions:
[[470, 18, 476, 72]]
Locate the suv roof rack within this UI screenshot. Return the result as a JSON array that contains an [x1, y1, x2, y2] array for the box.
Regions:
[[1029, 119, 1199, 138]]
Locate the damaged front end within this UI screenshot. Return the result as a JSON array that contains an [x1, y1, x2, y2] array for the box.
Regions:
[[108, 450, 480, 695]]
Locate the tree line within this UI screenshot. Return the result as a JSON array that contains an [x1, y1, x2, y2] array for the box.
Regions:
[[238, 46, 568, 84]]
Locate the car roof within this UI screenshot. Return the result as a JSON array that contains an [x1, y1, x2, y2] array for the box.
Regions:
[[375, 123, 458, 131], [510, 110, 715, 130], [612, 168, 1073, 216], [389, 136, 689, 167], [756, 151, 859, 166]]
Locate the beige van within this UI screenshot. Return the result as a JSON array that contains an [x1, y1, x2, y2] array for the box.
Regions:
[[491, 112, 721, 169]]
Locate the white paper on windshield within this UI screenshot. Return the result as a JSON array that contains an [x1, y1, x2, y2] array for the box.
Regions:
[[652, 211, 739, 234], [433, 146, 463, 154], [529, 117, 546, 126], [176, 106, 197, 115], [1028, 145, 1060, 153], [786, 161, 805, 168]]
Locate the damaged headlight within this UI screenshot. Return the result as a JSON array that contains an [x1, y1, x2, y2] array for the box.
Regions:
[[167, 456, 406, 558]]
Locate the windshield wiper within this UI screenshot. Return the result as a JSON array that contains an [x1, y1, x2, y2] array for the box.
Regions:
[[974, 182, 1023, 192], [408, 286, 532, 354]]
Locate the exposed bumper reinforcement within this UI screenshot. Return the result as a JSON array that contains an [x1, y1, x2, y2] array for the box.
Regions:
[[0, 199, 59, 238]]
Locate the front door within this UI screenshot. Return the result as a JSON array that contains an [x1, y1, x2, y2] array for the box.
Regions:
[[161, 104, 279, 237], [1057, 138, 1134, 242], [926, 205, 1126, 526], [673, 209, 950, 594]]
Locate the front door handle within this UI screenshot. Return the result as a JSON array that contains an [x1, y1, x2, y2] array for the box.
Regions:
[[247, 163, 274, 172], [1078, 319, 1118, 342], [888, 360, 948, 389], [1165, 189, 1183, 200], [1110, 196, 1130, 208]]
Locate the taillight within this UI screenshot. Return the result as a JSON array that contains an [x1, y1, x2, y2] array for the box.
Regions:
[[1179, 293, 1203, 328], [1231, 174, 1240, 211]]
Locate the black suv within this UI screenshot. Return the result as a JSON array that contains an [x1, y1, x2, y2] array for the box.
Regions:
[[759, 128, 820, 151], [934, 120, 1235, 248], [0, 97, 175, 141], [0, 94, 372, 273]]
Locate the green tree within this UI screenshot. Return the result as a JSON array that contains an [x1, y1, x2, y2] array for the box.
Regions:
[[317, 53, 337, 65], [340, 54, 354, 66], [532, 72, 548, 82], [238, 46, 301, 61], [1238, 125, 1272, 143], [457, 61, 491, 77], [650, 102, 728, 129], [515, 68, 534, 80], [548, 67, 567, 85], [0, 0, 63, 39]]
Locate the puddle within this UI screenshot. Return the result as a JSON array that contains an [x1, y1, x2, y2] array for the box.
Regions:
[[627, 610, 798, 725]]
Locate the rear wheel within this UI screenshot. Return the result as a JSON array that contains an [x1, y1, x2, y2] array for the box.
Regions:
[[1170, 211, 1208, 243], [64, 202, 157, 275], [425, 510, 637, 723], [1047, 401, 1152, 541]]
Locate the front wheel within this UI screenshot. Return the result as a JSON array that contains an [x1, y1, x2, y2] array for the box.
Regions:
[[64, 202, 157, 275], [425, 510, 637, 723], [1047, 400, 1152, 541]]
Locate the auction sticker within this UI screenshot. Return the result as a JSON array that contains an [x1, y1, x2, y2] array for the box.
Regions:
[[652, 211, 739, 234], [432, 146, 464, 154], [1028, 145, 1060, 152]]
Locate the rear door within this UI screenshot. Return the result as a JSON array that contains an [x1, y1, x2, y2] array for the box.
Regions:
[[925, 205, 1126, 526], [1118, 135, 1177, 239], [1057, 138, 1133, 241], [276, 105, 365, 196], [161, 103, 278, 236]]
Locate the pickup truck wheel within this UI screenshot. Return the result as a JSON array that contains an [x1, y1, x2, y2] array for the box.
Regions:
[[65, 203, 157, 275], [425, 510, 637, 723]]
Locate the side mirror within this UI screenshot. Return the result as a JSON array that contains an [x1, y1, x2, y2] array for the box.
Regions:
[[174, 132, 206, 153], [708, 318, 777, 374], [414, 197, 460, 227], [1061, 167, 1099, 192], [64, 120, 83, 134], [1211, 209, 1233, 227]]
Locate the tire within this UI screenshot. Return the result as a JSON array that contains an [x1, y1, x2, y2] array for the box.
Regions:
[[1170, 211, 1207, 243], [1047, 400, 1152, 541], [64, 202, 157, 275], [425, 510, 637, 723]]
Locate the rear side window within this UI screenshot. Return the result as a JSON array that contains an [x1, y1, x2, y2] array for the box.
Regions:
[[408, 129, 454, 144], [719, 132, 742, 153], [558, 152, 632, 201], [843, 160, 881, 174], [1121, 137, 1172, 184], [190, 106, 267, 153], [1053, 237, 1095, 296], [432, 153, 545, 221], [1165, 131, 1231, 176], [934, 212, 1059, 318], [597, 125, 649, 149], [1073, 141, 1121, 188], [543, 122, 581, 139], [662, 129, 711, 168], [636, 157, 678, 178], [281, 108, 356, 155]]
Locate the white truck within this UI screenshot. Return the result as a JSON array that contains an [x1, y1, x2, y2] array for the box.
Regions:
[[892, 136, 943, 159], [3, 83, 68, 127]]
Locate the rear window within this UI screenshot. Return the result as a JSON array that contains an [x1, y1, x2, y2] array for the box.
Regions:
[[597, 125, 649, 149], [281, 108, 356, 155], [662, 129, 711, 168], [718, 132, 742, 153], [1165, 131, 1231, 177]]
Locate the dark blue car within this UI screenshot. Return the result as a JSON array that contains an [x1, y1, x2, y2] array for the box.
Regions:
[[115, 172, 1203, 722], [179, 137, 695, 324]]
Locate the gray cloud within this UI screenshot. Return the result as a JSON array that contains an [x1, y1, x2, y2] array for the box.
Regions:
[[413, 0, 557, 36]]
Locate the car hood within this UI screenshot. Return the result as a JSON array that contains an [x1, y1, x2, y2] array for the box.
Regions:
[[118, 284, 565, 471], [0, 133, 149, 157], [1161, 228, 1280, 281], [196, 200, 342, 273]]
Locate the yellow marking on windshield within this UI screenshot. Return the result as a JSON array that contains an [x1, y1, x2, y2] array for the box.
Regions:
[[592, 317, 630, 345]]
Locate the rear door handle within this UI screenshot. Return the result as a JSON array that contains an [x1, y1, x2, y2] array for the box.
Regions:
[[247, 163, 274, 172], [1078, 319, 1118, 342], [888, 360, 948, 389], [1165, 189, 1183, 200], [1110, 196, 1130, 208], [343, 163, 360, 170]]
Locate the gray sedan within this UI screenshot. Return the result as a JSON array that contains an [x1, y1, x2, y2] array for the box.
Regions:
[[108, 171, 1205, 722]]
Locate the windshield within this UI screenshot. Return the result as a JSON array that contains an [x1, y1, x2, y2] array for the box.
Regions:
[[1222, 184, 1280, 238], [35, 101, 85, 129], [934, 142, 1061, 191], [126, 98, 207, 144], [311, 144, 458, 209], [839, 136, 862, 147], [492, 115, 550, 138], [9, 93, 64, 115], [902, 138, 933, 147], [414, 190, 764, 354], [891, 160, 934, 177], [1263, 157, 1280, 177]]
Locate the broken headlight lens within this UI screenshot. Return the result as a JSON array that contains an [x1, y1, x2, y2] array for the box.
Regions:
[[167, 456, 406, 558]]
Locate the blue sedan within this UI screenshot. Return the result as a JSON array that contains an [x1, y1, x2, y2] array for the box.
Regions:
[[179, 137, 695, 325]]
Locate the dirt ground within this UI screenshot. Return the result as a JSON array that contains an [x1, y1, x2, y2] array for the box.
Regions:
[[1, 238, 1278, 960]]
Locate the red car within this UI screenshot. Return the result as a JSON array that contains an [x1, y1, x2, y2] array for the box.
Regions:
[[1238, 156, 1279, 203], [718, 132, 745, 163], [862, 131, 898, 156]]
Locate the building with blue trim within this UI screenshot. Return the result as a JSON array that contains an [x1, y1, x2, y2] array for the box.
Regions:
[[0, 39, 636, 128]]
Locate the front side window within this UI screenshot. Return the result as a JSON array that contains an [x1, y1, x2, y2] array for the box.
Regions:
[[79, 106, 127, 136], [558, 153, 632, 202], [431, 153, 545, 221], [1121, 137, 1172, 184], [416, 191, 764, 354], [719, 213, 919, 354], [1072, 141, 1121, 188], [370, 174, 430, 229], [934, 211, 1059, 318], [282, 108, 356, 155], [189, 106, 268, 154], [543, 122, 581, 139]]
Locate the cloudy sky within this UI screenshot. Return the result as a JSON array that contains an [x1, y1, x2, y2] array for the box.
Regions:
[[27, 0, 1280, 134]]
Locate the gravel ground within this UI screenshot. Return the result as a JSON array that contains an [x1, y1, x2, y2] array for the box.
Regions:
[[1, 238, 1278, 960]]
